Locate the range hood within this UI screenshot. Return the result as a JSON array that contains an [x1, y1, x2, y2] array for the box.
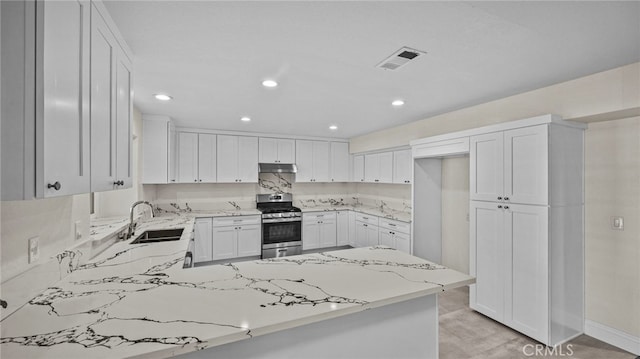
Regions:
[[258, 163, 298, 173]]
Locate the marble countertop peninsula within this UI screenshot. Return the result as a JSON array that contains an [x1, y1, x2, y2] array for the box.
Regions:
[[1, 213, 472, 359]]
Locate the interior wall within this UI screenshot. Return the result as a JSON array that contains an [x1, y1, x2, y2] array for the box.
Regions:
[[0, 194, 90, 282], [441, 156, 470, 274], [584, 116, 640, 337], [94, 107, 143, 217]]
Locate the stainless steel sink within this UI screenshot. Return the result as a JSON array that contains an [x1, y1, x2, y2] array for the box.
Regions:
[[130, 228, 184, 244]]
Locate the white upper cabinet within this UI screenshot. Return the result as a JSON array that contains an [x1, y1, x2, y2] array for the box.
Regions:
[[329, 142, 350, 182], [198, 134, 217, 182], [364, 152, 393, 183], [177, 132, 198, 183], [217, 135, 258, 183], [90, 2, 132, 192], [295, 140, 329, 182], [2, 0, 133, 199], [392, 149, 412, 184], [259, 137, 295, 163], [178, 132, 217, 183], [352, 155, 365, 182], [471, 125, 548, 205], [40, 0, 92, 198], [142, 116, 175, 184]]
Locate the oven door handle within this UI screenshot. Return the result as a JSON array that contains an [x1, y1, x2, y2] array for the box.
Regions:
[[262, 218, 302, 224]]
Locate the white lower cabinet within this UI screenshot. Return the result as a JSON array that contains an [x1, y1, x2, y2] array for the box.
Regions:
[[348, 211, 356, 246], [194, 218, 213, 263], [336, 210, 349, 246], [355, 221, 379, 247], [470, 201, 551, 344], [195, 216, 261, 262], [302, 212, 337, 250]]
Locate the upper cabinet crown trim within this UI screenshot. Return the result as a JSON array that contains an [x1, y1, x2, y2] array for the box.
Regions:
[[91, 0, 134, 62], [410, 114, 586, 148], [175, 126, 348, 143]]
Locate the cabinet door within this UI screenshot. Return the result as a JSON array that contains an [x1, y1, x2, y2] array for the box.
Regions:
[[364, 154, 379, 183], [319, 215, 337, 248], [236, 224, 261, 257], [277, 139, 296, 163], [504, 125, 548, 205], [378, 229, 394, 248], [330, 142, 350, 182], [394, 231, 411, 254], [302, 219, 320, 250], [378, 152, 393, 183], [312, 141, 330, 182], [469, 201, 505, 322], [167, 121, 177, 183], [393, 149, 412, 184], [336, 211, 349, 246], [198, 133, 217, 182], [41, 0, 91, 197], [237, 136, 258, 183], [295, 140, 314, 182], [354, 222, 368, 248], [90, 8, 117, 192], [216, 135, 239, 182], [366, 225, 379, 246], [142, 119, 170, 184], [114, 53, 132, 189], [194, 218, 213, 263], [504, 204, 549, 343], [470, 132, 504, 202], [352, 155, 365, 182], [177, 132, 198, 183], [212, 226, 237, 260], [348, 211, 356, 246], [259, 137, 278, 163]]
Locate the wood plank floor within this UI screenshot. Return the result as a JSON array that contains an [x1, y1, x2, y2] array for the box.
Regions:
[[439, 287, 637, 359]]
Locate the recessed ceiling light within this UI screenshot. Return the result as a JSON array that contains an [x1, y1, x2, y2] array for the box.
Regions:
[[241, 116, 251, 122], [329, 125, 338, 131], [262, 80, 278, 88], [154, 94, 173, 101], [392, 99, 405, 107]]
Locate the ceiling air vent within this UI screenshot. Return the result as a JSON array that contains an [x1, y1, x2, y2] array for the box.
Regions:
[[376, 47, 426, 71]]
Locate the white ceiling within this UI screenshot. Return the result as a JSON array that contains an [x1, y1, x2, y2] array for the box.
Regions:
[[103, 1, 640, 139]]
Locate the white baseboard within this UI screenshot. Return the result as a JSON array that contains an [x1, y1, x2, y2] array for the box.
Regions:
[[584, 319, 640, 356]]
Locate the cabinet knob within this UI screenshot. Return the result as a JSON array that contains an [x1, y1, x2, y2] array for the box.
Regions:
[[504, 197, 509, 201], [194, 179, 198, 182], [47, 181, 61, 191], [113, 180, 124, 186], [238, 179, 242, 182], [171, 179, 176, 182], [498, 205, 503, 209], [497, 196, 502, 200], [199, 179, 202, 182], [504, 206, 509, 210], [375, 179, 379, 182]]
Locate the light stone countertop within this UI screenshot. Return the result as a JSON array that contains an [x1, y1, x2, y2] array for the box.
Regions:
[[0, 214, 472, 359], [299, 205, 412, 223]]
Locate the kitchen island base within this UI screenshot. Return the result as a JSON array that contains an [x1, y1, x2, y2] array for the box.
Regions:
[[176, 294, 438, 359]]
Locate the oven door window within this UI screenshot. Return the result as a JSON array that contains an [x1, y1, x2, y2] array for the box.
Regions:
[[262, 221, 301, 245]]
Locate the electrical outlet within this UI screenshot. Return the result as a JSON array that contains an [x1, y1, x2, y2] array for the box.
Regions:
[[75, 220, 82, 240], [28, 237, 40, 263], [611, 216, 624, 230]]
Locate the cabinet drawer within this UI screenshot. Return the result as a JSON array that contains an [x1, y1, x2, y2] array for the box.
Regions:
[[212, 215, 261, 227], [378, 218, 410, 234], [303, 212, 337, 221], [355, 212, 378, 226], [413, 137, 469, 158]]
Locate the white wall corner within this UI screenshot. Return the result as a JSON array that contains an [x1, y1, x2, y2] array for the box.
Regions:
[[584, 319, 640, 356]]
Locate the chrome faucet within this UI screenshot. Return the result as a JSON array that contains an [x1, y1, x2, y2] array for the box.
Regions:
[[127, 201, 155, 239]]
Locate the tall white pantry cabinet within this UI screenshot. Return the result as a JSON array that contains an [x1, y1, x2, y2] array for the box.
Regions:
[[469, 119, 585, 346]]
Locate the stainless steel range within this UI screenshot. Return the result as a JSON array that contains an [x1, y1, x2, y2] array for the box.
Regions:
[[257, 193, 302, 259]]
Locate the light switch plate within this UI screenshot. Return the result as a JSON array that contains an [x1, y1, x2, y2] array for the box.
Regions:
[[28, 236, 40, 263], [611, 216, 624, 230], [75, 220, 82, 240]]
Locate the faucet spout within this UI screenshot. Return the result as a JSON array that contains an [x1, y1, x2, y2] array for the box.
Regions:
[[127, 201, 155, 239]]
